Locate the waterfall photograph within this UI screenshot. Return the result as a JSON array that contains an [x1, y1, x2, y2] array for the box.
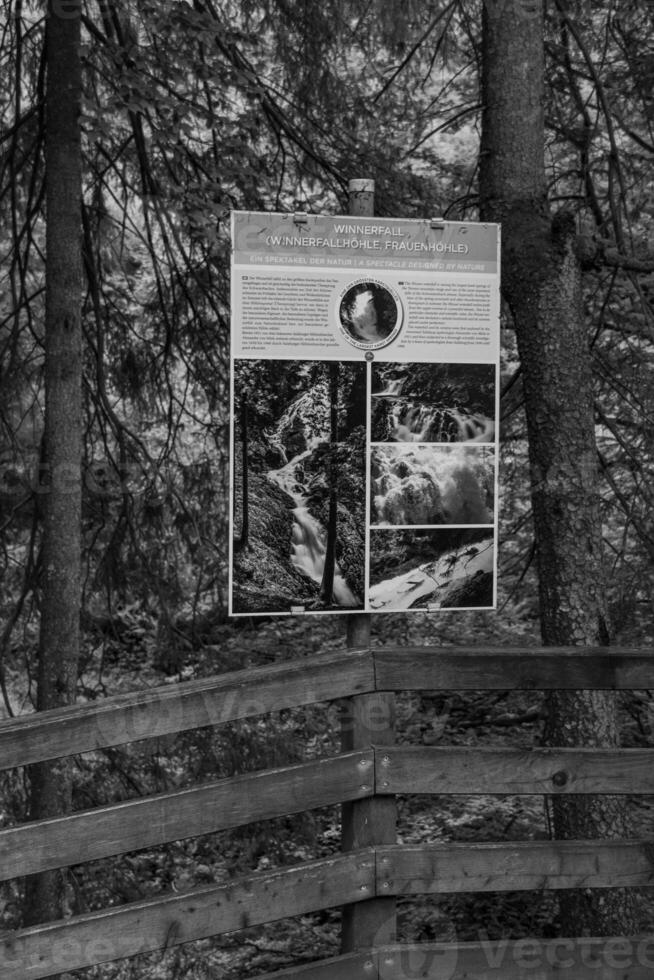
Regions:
[[371, 445, 495, 526], [369, 528, 494, 611], [371, 361, 495, 443], [231, 359, 366, 614], [338, 281, 402, 348]]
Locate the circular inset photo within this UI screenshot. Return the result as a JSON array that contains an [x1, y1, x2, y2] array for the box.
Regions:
[[337, 280, 403, 350]]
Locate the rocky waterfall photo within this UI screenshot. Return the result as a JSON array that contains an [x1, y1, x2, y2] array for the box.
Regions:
[[371, 361, 495, 443], [231, 359, 366, 614], [371, 444, 495, 526]]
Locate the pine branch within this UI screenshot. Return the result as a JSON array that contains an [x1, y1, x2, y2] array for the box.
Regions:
[[599, 246, 654, 273], [193, 0, 347, 188], [555, 0, 631, 250], [578, 235, 654, 274], [373, 0, 456, 103]]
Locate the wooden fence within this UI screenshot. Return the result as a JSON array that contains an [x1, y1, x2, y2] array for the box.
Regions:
[[2, 645, 654, 979]]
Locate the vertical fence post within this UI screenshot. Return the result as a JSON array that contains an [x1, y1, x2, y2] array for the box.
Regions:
[[341, 179, 397, 953]]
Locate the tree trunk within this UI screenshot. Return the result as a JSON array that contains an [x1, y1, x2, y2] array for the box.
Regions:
[[479, 0, 636, 934], [24, 0, 83, 931], [320, 361, 339, 603]]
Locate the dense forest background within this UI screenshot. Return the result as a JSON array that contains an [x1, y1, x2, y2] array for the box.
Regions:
[[4, 0, 652, 658], [2, 0, 654, 975]]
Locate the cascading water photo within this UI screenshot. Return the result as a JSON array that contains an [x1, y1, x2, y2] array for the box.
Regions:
[[230, 354, 497, 614], [368, 358, 496, 611], [371, 361, 495, 443], [371, 444, 495, 527], [231, 358, 366, 614]]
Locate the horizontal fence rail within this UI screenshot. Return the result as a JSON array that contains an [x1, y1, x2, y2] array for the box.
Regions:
[[0, 852, 376, 980], [6, 745, 654, 882], [375, 647, 654, 692], [253, 938, 654, 980], [2, 644, 654, 980], [379, 938, 654, 980], [2, 646, 654, 769], [6, 842, 654, 978], [0, 649, 374, 769], [254, 950, 375, 980], [0, 751, 374, 881], [376, 841, 654, 894], [377, 745, 654, 796]]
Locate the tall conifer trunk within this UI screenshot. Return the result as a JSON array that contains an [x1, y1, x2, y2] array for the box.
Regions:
[[24, 0, 83, 930], [479, 0, 636, 933]]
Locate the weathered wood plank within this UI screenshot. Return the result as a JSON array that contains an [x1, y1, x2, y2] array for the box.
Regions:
[[0, 649, 374, 770], [240, 937, 654, 980], [252, 950, 375, 980], [376, 842, 654, 895], [376, 938, 654, 979], [0, 751, 374, 881], [0, 851, 375, 980], [4, 646, 654, 771], [374, 647, 654, 691], [377, 746, 654, 796]]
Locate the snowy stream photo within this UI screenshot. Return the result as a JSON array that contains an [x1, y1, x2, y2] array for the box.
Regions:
[[369, 529, 494, 611]]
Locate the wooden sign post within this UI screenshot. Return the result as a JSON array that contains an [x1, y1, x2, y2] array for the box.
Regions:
[[341, 179, 397, 953]]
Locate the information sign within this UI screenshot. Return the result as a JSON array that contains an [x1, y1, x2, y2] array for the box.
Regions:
[[229, 211, 500, 616]]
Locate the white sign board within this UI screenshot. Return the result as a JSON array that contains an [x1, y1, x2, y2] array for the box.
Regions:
[[229, 211, 500, 616]]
